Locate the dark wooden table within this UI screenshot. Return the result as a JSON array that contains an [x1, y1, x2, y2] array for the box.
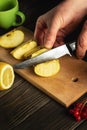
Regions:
[[0, 1, 87, 130]]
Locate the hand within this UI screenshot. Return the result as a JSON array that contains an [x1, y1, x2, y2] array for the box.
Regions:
[[34, 0, 87, 59]]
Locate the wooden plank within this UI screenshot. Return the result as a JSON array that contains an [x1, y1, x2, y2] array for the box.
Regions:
[[0, 26, 87, 107]]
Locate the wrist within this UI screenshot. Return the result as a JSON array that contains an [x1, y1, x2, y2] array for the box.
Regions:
[[65, 0, 87, 15]]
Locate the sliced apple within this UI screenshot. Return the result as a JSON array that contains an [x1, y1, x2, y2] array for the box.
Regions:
[[0, 29, 24, 48], [34, 59, 60, 77], [31, 48, 49, 58], [10, 40, 37, 60], [24, 46, 41, 59], [31, 48, 60, 77]]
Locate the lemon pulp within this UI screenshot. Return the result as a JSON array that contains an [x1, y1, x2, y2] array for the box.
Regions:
[[0, 62, 15, 90]]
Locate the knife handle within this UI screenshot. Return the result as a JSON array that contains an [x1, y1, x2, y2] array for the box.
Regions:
[[67, 41, 87, 62], [66, 41, 76, 55]]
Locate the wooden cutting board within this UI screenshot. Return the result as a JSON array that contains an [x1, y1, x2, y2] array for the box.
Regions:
[[0, 26, 87, 107]]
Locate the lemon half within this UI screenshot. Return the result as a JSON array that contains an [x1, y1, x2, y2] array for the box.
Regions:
[[0, 62, 15, 90]]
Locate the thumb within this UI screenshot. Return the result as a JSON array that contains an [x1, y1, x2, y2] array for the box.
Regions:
[[76, 21, 87, 59], [44, 19, 61, 49]]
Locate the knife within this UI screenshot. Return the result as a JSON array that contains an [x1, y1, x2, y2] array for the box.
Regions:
[[13, 41, 76, 69]]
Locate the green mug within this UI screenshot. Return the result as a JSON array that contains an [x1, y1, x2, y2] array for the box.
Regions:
[[0, 0, 25, 29]]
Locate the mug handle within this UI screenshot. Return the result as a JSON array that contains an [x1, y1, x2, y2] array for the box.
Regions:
[[13, 11, 25, 26]]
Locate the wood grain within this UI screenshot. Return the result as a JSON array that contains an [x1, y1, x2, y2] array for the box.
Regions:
[[0, 26, 87, 107]]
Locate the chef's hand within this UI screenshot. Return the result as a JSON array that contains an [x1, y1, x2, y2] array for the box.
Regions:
[[34, 0, 87, 59]]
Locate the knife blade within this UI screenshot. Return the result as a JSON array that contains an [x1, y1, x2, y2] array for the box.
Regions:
[[13, 41, 76, 69]]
